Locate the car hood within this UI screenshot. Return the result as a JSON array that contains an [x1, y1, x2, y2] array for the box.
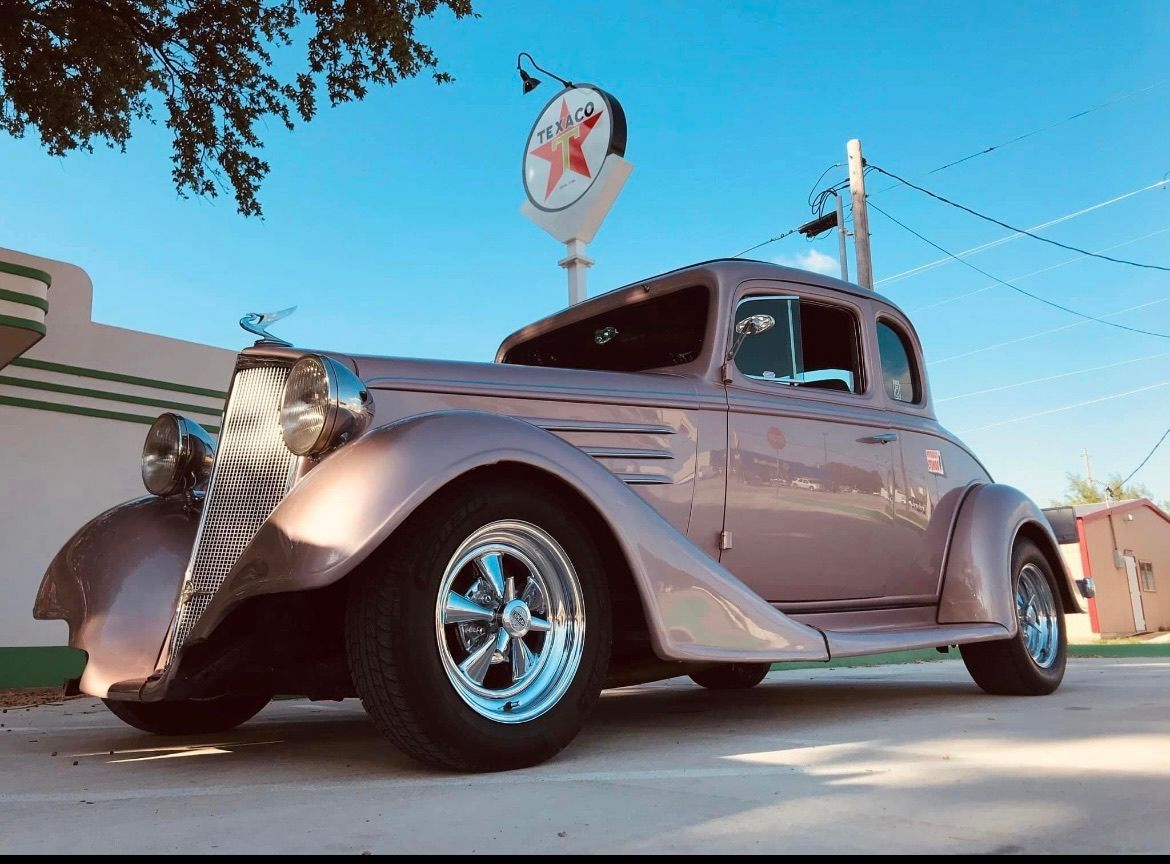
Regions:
[[350, 354, 702, 408]]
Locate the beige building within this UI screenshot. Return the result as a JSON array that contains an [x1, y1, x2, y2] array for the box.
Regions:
[[1, 245, 234, 685], [1045, 500, 1170, 637]]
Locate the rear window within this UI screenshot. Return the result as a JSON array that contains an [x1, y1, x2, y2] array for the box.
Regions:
[[502, 285, 709, 372]]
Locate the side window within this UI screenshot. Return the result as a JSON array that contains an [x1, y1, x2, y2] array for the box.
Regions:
[[877, 320, 921, 404], [1139, 561, 1156, 593], [733, 296, 864, 394]]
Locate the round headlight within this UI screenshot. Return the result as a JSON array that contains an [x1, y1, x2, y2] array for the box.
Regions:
[[280, 355, 374, 457], [141, 413, 216, 496]]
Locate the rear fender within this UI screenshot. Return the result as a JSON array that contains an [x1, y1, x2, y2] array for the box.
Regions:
[[193, 410, 828, 663], [939, 483, 1082, 629], [34, 496, 195, 698]]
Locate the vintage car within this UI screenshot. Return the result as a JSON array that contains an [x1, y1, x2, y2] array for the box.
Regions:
[[34, 259, 1088, 772]]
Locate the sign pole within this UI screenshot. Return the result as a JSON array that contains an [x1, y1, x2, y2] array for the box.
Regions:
[[559, 239, 594, 305], [519, 82, 631, 309]]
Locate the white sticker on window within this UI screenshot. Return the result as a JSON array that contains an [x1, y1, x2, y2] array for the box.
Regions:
[[892, 379, 903, 400]]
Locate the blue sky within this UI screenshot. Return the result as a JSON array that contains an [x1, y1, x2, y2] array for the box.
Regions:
[[1, 1, 1168, 505]]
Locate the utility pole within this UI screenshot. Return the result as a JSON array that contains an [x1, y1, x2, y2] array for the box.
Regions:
[[846, 139, 873, 290], [1082, 448, 1095, 489], [834, 191, 849, 283]]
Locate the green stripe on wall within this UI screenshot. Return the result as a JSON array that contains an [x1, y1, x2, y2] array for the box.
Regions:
[[0, 393, 220, 434], [10, 357, 228, 400], [0, 647, 85, 689], [0, 374, 223, 418], [0, 314, 46, 336], [0, 260, 53, 288], [0, 287, 48, 312]]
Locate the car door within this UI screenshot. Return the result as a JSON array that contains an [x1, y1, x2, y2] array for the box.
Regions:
[[719, 285, 906, 604]]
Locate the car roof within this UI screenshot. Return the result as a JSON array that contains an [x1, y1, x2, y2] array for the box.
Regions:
[[497, 258, 910, 358]]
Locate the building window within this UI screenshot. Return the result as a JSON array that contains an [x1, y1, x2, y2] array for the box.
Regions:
[[1139, 561, 1156, 592]]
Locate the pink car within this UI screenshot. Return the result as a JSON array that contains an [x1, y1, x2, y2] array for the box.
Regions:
[[34, 260, 1089, 771]]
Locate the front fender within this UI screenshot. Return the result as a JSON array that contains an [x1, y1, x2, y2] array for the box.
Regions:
[[939, 483, 1081, 629], [190, 410, 828, 664], [34, 496, 196, 698]]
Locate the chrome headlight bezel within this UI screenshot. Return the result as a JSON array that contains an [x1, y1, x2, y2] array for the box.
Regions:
[[141, 413, 216, 497], [279, 355, 374, 457]]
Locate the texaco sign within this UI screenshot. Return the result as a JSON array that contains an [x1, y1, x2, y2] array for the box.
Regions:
[[523, 85, 627, 212]]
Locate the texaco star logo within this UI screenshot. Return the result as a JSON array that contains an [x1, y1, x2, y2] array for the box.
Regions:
[[527, 98, 605, 200], [522, 85, 625, 212]]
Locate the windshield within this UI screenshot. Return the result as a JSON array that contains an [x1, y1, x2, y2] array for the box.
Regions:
[[502, 285, 709, 372]]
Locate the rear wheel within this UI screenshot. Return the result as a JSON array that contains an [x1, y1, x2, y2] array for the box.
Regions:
[[960, 539, 1067, 695], [102, 694, 270, 735], [689, 663, 771, 690], [346, 480, 612, 772]]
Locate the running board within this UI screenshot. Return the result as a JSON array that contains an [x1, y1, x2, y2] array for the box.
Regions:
[[823, 622, 1013, 659]]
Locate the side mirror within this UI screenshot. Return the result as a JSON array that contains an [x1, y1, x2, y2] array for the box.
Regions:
[[735, 314, 776, 338], [727, 313, 776, 367]]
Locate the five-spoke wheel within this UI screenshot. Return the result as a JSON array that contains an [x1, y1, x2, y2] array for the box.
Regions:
[[346, 479, 611, 771], [436, 522, 585, 723]]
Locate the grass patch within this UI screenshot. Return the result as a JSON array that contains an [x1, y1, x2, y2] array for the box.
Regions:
[[0, 647, 85, 689], [771, 642, 1170, 671], [1069, 643, 1170, 658], [772, 647, 948, 672]]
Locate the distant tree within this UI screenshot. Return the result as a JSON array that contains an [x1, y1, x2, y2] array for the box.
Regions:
[[0, 1, 476, 215], [1056, 472, 1165, 508]]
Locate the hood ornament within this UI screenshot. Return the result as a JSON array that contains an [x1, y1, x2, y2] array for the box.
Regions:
[[240, 306, 297, 346]]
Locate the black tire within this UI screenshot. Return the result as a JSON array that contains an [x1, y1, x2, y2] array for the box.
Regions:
[[960, 539, 1067, 695], [101, 694, 270, 735], [346, 479, 612, 772], [689, 663, 771, 690]]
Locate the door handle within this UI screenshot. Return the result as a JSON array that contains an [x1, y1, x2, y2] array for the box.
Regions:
[[868, 433, 898, 445]]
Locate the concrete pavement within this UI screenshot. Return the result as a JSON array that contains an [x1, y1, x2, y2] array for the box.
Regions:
[[2, 658, 1168, 854]]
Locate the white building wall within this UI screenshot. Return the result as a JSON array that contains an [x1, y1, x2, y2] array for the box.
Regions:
[[0, 245, 235, 647]]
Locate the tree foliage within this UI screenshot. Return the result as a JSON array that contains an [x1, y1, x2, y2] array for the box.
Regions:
[[0, 0, 475, 215], [1057, 472, 1161, 507]]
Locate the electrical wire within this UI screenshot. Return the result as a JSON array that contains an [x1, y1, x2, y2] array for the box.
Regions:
[[937, 350, 1170, 403], [932, 297, 1170, 364], [731, 228, 798, 259], [909, 226, 1170, 313], [868, 164, 1170, 273], [1120, 426, 1170, 487], [877, 180, 1170, 286], [869, 79, 1170, 194], [922, 79, 1170, 177], [957, 379, 1170, 434], [867, 201, 1170, 339], [807, 164, 844, 211]]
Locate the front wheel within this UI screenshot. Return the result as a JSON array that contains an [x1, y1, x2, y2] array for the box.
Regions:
[[102, 694, 270, 735], [960, 539, 1067, 695], [346, 479, 612, 772]]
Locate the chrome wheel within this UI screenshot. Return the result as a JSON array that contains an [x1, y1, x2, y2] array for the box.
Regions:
[[1016, 562, 1059, 668], [435, 520, 586, 724]]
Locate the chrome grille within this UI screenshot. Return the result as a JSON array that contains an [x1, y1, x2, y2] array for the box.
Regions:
[[167, 362, 298, 660]]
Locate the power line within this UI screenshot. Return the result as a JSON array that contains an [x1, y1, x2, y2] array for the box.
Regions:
[[867, 201, 1170, 339], [732, 228, 798, 259], [869, 79, 1170, 194], [868, 164, 1170, 273], [1120, 426, 1170, 488], [933, 297, 1170, 364], [957, 379, 1170, 434], [937, 350, 1170, 403], [909, 226, 1170, 313], [877, 180, 1170, 287]]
